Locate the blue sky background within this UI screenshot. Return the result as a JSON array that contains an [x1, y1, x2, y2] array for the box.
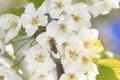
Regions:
[[111, 16, 120, 56], [92, 9, 120, 56]]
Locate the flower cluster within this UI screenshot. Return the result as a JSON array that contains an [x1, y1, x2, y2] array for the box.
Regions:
[[0, 0, 120, 80]]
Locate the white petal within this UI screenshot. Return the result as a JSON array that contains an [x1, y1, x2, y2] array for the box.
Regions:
[[0, 67, 22, 80], [87, 64, 99, 80], [37, 5, 47, 15], [36, 32, 46, 45], [80, 10, 91, 22], [39, 15, 48, 26], [25, 3, 36, 15], [79, 27, 89, 39], [46, 21, 58, 34], [0, 15, 10, 29], [66, 20, 78, 31], [30, 71, 54, 80], [88, 1, 103, 17], [0, 57, 13, 68], [0, 28, 6, 39], [62, 0, 72, 3], [5, 29, 18, 43], [104, 0, 119, 8], [78, 21, 91, 28], [89, 29, 99, 41], [63, 4, 72, 14], [25, 24, 38, 37], [20, 14, 32, 27], [49, 9, 61, 19], [26, 64, 35, 74], [0, 14, 19, 30], [4, 44, 14, 55], [60, 72, 87, 80]]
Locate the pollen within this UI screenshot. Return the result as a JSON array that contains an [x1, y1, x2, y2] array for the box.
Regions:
[[56, 1, 64, 9], [68, 73, 77, 80], [62, 42, 69, 50], [39, 74, 46, 80], [69, 50, 78, 61], [35, 54, 45, 63], [59, 24, 67, 32], [83, 40, 90, 48], [82, 56, 89, 64], [31, 16, 39, 25], [73, 15, 80, 22], [8, 20, 18, 29]]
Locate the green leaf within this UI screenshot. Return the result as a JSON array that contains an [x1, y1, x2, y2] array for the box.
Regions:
[[97, 59, 120, 80], [4, 7, 25, 16], [18, 27, 26, 36], [114, 54, 120, 60], [96, 64, 117, 80], [33, 26, 46, 38], [27, 0, 44, 8]]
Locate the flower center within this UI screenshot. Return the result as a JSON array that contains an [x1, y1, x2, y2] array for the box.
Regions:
[[82, 56, 89, 64], [69, 50, 78, 61], [35, 54, 45, 63], [31, 16, 39, 25], [73, 15, 80, 22], [39, 74, 46, 80], [62, 42, 69, 51], [8, 20, 18, 29], [56, 1, 64, 9], [59, 24, 67, 32], [83, 40, 90, 48], [68, 73, 77, 80]]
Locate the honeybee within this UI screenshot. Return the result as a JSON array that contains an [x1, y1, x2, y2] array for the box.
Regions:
[[47, 37, 58, 54]]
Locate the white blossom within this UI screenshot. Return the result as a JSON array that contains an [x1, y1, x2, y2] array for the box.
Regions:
[[61, 45, 98, 73], [46, 0, 72, 18], [0, 0, 119, 80], [36, 23, 66, 58], [78, 27, 103, 54], [60, 28, 101, 74], [59, 72, 87, 80], [23, 44, 56, 74], [21, 3, 48, 37], [89, 0, 120, 17], [0, 14, 21, 43], [87, 64, 99, 80], [0, 67, 22, 80], [0, 57, 13, 68], [0, 28, 6, 39], [30, 71, 55, 80], [66, 3, 91, 31], [46, 20, 74, 39], [4, 44, 14, 55]]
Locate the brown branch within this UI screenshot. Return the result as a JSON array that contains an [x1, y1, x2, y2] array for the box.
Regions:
[[56, 59, 64, 79]]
